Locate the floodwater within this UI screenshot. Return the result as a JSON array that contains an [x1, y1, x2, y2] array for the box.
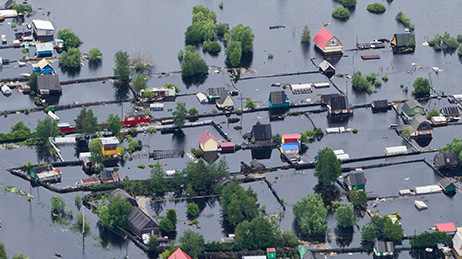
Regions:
[[0, 0, 462, 258]]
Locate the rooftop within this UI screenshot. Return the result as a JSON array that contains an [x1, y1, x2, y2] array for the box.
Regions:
[[436, 222, 456, 233], [32, 20, 55, 31], [199, 130, 217, 144], [99, 137, 120, 145]]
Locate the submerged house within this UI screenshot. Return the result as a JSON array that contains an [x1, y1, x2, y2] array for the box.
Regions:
[[127, 207, 159, 238], [99, 169, 120, 184], [441, 106, 461, 121], [32, 58, 53, 74], [401, 99, 425, 122], [345, 172, 366, 190], [436, 222, 457, 235], [251, 121, 272, 145], [409, 114, 432, 137], [391, 33, 415, 54], [269, 91, 289, 109], [35, 42, 54, 57], [37, 74, 61, 96], [313, 28, 343, 54], [216, 92, 234, 110], [372, 100, 389, 113], [124, 111, 150, 122], [321, 94, 353, 118], [0, 0, 13, 9], [31, 165, 61, 183], [99, 137, 124, 157], [452, 232, 462, 259], [319, 60, 336, 78], [373, 241, 394, 257], [108, 188, 138, 207], [438, 178, 456, 193], [206, 87, 226, 101], [141, 87, 176, 101], [199, 130, 218, 152], [32, 20, 55, 42], [434, 152, 459, 171]]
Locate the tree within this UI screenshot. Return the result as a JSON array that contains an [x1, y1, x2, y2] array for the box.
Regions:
[[88, 47, 103, 61], [59, 48, 81, 68], [51, 196, 66, 212], [184, 5, 217, 43], [352, 71, 372, 94], [245, 98, 255, 109], [12, 3, 31, 13], [106, 114, 121, 135], [28, 72, 39, 92], [220, 182, 259, 225], [235, 217, 283, 250], [57, 28, 82, 49], [166, 209, 177, 227], [97, 195, 133, 229], [335, 205, 355, 228], [150, 162, 166, 193], [0, 242, 6, 259], [132, 72, 148, 92], [71, 213, 90, 235], [187, 202, 200, 219], [203, 40, 221, 54], [367, 3, 386, 14], [281, 231, 299, 248], [181, 46, 208, 78], [382, 217, 403, 242], [148, 235, 159, 248], [188, 107, 199, 115], [35, 117, 59, 139], [339, 0, 356, 8], [89, 139, 103, 164], [427, 109, 440, 119], [159, 218, 175, 234], [225, 41, 242, 67], [440, 138, 462, 162], [293, 193, 328, 237], [410, 231, 452, 247], [301, 26, 311, 44], [413, 77, 430, 96], [173, 102, 187, 128], [230, 24, 254, 53], [401, 125, 413, 139], [361, 225, 377, 243], [314, 147, 341, 186], [180, 230, 205, 259], [75, 108, 99, 134], [349, 189, 368, 207], [332, 7, 350, 20], [114, 50, 131, 81]]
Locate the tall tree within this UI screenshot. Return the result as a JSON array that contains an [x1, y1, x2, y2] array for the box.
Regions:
[[35, 117, 59, 139], [230, 24, 254, 53], [82, 109, 99, 134], [97, 195, 133, 229], [220, 181, 259, 225], [335, 205, 355, 228], [234, 217, 282, 250], [113, 50, 131, 81], [106, 114, 121, 135], [314, 147, 341, 186], [179, 230, 205, 259], [293, 193, 328, 237], [166, 209, 177, 227], [131, 72, 148, 92], [172, 102, 187, 128], [74, 107, 87, 131], [89, 139, 103, 164], [57, 28, 82, 49], [0, 242, 6, 259], [150, 162, 166, 193]]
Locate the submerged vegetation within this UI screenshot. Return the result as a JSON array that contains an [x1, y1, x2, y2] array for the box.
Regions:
[[366, 3, 386, 14], [332, 7, 350, 20], [395, 11, 415, 30]]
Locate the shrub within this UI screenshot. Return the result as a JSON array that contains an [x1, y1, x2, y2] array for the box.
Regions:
[[203, 40, 221, 54], [216, 24, 229, 38], [458, 44, 462, 56], [374, 79, 382, 87], [191, 148, 203, 158], [352, 71, 372, 94], [187, 202, 200, 219], [178, 49, 184, 61], [181, 46, 209, 78], [366, 3, 386, 14], [235, 109, 243, 115], [412, 77, 430, 96], [219, 2, 223, 9], [59, 48, 81, 68], [57, 28, 82, 49], [301, 26, 311, 44], [332, 7, 350, 19], [245, 98, 255, 109], [267, 54, 273, 59], [382, 75, 389, 82], [339, 0, 356, 8], [395, 11, 414, 30], [138, 164, 145, 169], [352, 129, 358, 134], [88, 47, 102, 61]]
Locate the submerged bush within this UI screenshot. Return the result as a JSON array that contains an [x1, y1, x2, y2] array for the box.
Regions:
[[367, 3, 386, 14], [332, 7, 350, 20]]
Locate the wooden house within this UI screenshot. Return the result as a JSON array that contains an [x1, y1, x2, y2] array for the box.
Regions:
[[250, 159, 265, 171], [124, 111, 150, 122], [108, 188, 138, 207], [216, 92, 234, 110], [32, 20, 55, 42], [99, 169, 120, 184], [372, 100, 389, 113], [141, 87, 176, 101], [438, 178, 456, 193], [199, 130, 218, 152], [452, 232, 462, 259], [319, 60, 335, 77], [35, 42, 54, 57], [168, 248, 192, 259], [409, 114, 432, 137], [373, 241, 394, 257], [251, 121, 272, 145], [434, 152, 458, 171], [436, 222, 457, 235], [127, 207, 159, 238], [401, 99, 425, 122], [313, 28, 343, 54], [321, 94, 353, 118], [32, 58, 53, 74], [99, 137, 123, 156], [206, 87, 226, 101], [391, 33, 415, 54], [345, 172, 366, 190], [37, 74, 61, 96], [441, 106, 461, 121], [269, 91, 289, 109]]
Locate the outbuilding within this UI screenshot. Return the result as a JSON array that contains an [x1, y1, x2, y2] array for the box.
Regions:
[[433, 152, 458, 171], [108, 188, 138, 207], [32, 20, 55, 42], [216, 92, 234, 110], [452, 231, 462, 258], [409, 114, 432, 137], [290, 83, 312, 94], [219, 141, 235, 153], [401, 99, 425, 122], [373, 241, 394, 257], [99, 137, 123, 156], [33, 58, 54, 74], [436, 222, 457, 235], [372, 100, 389, 113], [99, 169, 120, 184], [37, 74, 61, 96], [391, 33, 415, 53], [35, 42, 54, 57], [319, 60, 335, 77], [149, 103, 164, 111], [313, 28, 343, 54], [441, 106, 460, 121], [438, 178, 456, 193], [269, 91, 290, 109], [385, 146, 407, 156], [127, 207, 159, 238], [251, 121, 272, 145], [168, 248, 191, 259], [345, 172, 366, 190]]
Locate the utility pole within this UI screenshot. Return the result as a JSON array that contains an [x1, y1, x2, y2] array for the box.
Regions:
[[82, 207, 85, 250]]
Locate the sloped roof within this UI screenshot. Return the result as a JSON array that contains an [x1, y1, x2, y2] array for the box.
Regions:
[[219, 141, 234, 148], [206, 87, 226, 96], [321, 94, 347, 110], [99, 170, 119, 182], [280, 143, 299, 150], [37, 58, 51, 69], [169, 248, 192, 259], [319, 60, 335, 72], [269, 91, 288, 105], [282, 134, 301, 140], [402, 99, 422, 115], [410, 114, 431, 131], [372, 100, 388, 109], [436, 222, 457, 232], [439, 178, 455, 189], [199, 130, 217, 144], [313, 28, 334, 48], [434, 152, 458, 167], [108, 188, 138, 207], [32, 19, 55, 30], [250, 159, 265, 170], [441, 106, 460, 116], [127, 207, 158, 235], [216, 92, 233, 105], [125, 110, 149, 118], [393, 33, 415, 47], [251, 121, 272, 141], [36, 42, 54, 52], [37, 74, 61, 91], [375, 241, 394, 253], [99, 137, 120, 145], [348, 172, 366, 186]]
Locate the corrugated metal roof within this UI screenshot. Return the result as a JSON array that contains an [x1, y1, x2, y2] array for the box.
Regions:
[[36, 42, 54, 52], [269, 91, 288, 105], [99, 137, 120, 145], [32, 20, 55, 30], [37, 74, 61, 91], [251, 121, 272, 141]]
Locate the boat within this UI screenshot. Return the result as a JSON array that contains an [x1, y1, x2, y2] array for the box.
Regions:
[[1, 85, 11, 96], [1, 35, 6, 44]]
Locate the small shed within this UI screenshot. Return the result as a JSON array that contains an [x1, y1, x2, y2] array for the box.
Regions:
[[391, 33, 415, 53], [280, 143, 299, 154], [80, 177, 100, 186], [196, 92, 208, 104], [125, 111, 149, 121], [108, 189, 138, 207], [372, 100, 389, 112], [401, 99, 425, 121], [269, 91, 289, 108], [434, 152, 458, 170], [385, 146, 407, 156], [217, 175, 232, 186], [345, 172, 366, 190], [373, 241, 394, 257], [313, 28, 343, 54], [267, 248, 276, 259], [150, 103, 164, 111], [35, 42, 54, 57], [452, 232, 462, 258], [251, 121, 272, 145], [281, 134, 301, 144], [127, 207, 159, 238], [409, 114, 432, 137], [32, 20, 55, 42], [37, 74, 61, 96], [318, 60, 335, 78], [219, 141, 235, 153], [438, 178, 456, 193], [99, 169, 120, 184], [431, 116, 447, 126], [168, 248, 192, 259], [441, 106, 460, 121], [448, 94, 462, 104], [250, 159, 265, 171], [321, 94, 352, 118], [290, 83, 313, 94], [206, 87, 226, 100], [199, 130, 218, 152], [99, 137, 123, 156], [216, 92, 234, 110], [436, 223, 457, 235], [0, 9, 16, 18], [0, 0, 13, 9]]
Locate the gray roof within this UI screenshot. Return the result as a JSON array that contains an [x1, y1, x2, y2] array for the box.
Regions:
[[439, 178, 455, 189], [393, 33, 415, 47], [108, 189, 138, 207], [37, 74, 61, 91], [269, 91, 288, 105], [251, 121, 272, 141], [99, 137, 120, 145], [36, 42, 54, 52], [441, 107, 460, 116], [319, 60, 335, 72], [375, 241, 394, 253], [125, 110, 149, 117], [321, 94, 348, 110], [409, 114, 431, 131], [216, 92, 232, 105], [127, 207, 158, 237], [33, 165, 53, 174], [99, 170, 119, 182], [348, 172, 366, 186], [402, 99, 422, 116], [206, 87, 226, 96], [372, 100, 388, 109], [250, 159, 265, 170], [434, 152, 458, 168]]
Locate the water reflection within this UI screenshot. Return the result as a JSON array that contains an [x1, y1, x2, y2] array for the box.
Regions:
[[59, 65, 81, 78], [182, 75, 207, 88], [114, 82, 131, 101], [414, 136, 433, 147], [334, 226, 354, 248], [35, 144, 58, 163], [97, 223, 129, 249], [89, 60, 103, 70]]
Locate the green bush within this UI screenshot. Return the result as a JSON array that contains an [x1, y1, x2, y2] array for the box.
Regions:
[[382, 75, 389, 82], [216, 24, 228, 38], [395, 11, 415, 30], [366, 3, 386, 14], [245, 98, 255, 109], [59, 48, 81, 68], [181, 46, 209, 78], [203, 40, 221, 54], [412, 77, 430, 96], [138, 164, 145, 169], [301, 25, 311, 44], [187, 202, 200, 218], [339, 0, 356, 8], [57, 28, 82, 49], [352, 71, 372, 94], [191, 148, 203, 158], [178, 49, 184, 61], [332, 7, 350, 20], [88, 47, 102, 61]]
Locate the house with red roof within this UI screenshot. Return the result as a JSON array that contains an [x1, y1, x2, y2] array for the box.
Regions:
[[436, 222, 457, 235], [168, 248, 192, 259], [313, 28, 343, 54], [199, 130, 218, 152]]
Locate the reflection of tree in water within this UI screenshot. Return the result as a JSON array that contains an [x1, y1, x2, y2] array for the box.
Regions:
[[89, 59, 102, 70], [334, 226, 354, 248], [113, 82, 130, 102], [182, 75, 207, 88], [313, 183, 340, 207], [35, 144, 58, 163], [410, 248, 444, 259], [97, 223, 128, 249], [59, 65, 81, 78], [150, 199, 166, 216]]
